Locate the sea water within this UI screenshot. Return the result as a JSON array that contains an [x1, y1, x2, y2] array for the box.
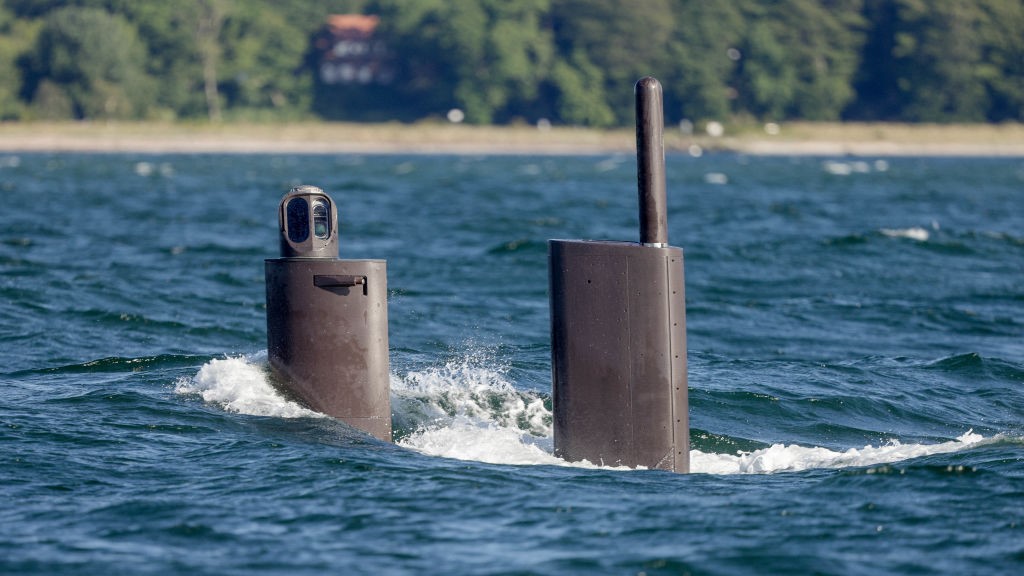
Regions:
[[1, 153, 1022, 574]]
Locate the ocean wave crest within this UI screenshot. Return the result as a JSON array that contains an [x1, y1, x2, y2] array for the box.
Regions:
[[178, 352, 997, 474]]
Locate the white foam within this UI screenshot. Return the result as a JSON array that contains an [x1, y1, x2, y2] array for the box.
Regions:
[[134, 161, 154, 177], [174, 353, 320, 418], [399, 417, 567, 467], [880, 227, 930, 241], [390, 355, 574, 465], [823, 160, 872, 176], [179, 353, 993, 474], [704, 172, 729, 185], [392, 356, 551, 438], [691, 431, 986, 474]]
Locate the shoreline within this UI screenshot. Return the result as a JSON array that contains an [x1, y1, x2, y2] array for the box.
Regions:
[[0, 121, 1022, 157]]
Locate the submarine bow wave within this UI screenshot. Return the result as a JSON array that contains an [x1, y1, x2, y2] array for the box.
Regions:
[[177, 354, 997, 474]]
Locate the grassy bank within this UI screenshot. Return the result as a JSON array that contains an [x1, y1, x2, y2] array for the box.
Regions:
[[0, 121, 1022, 156]]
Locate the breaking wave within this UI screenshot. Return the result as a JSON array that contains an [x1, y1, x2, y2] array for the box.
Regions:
[[176, 352, 996, 474]]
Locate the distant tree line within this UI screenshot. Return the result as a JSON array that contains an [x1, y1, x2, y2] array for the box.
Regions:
[[1, 0, 1021, 126]]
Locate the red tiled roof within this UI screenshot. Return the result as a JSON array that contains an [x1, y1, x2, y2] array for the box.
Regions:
[[327, 14, 379, 35]]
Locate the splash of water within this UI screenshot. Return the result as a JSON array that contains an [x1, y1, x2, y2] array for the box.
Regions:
[[174, 352, 320, 419], [692, 431, 987, 474], [389, 354, 579, 467], [391, 354, 551, 438], [177, 353, 993, 474], [880, 227, 930, 241]]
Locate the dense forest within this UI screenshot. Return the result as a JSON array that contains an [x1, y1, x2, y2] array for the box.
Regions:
[[1, 0, 1022, 127]]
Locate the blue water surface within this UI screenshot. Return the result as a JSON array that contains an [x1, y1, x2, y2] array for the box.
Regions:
[[1, 153, 1022, 575]]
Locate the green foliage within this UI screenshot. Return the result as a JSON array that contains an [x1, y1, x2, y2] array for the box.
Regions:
[[737, 19, 797, 120], [371, 0, 554, 124], [892, 0, 989, 121], [551, 0, 676, 124], [220, 1, 313, 117], [0, 0, 1020, 125], [663, 1, 745, 123], [766, 0, 865, 121], [851, 0, 1022, 122], [978, 0, 1024, 121], [25, 6, 154, 119], [0, 5, 36, 119], [550, 50, 614, 126]]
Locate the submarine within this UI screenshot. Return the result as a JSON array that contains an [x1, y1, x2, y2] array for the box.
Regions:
[[263, 77, 689, 471]]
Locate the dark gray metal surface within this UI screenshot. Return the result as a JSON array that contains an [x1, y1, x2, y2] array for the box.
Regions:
[[636, 76, 668, 247], [265, 185, 391, 442], [278, 185, 340, 259], [549, 240, 688, 472], [266, 258, 391, 441], [548, 76, 689, 472]]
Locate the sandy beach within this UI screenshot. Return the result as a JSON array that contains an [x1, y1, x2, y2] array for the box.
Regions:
[[0, 121, 1022, 156]]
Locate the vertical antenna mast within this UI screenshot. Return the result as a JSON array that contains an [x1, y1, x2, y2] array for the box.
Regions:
[[636, 76, 668, 247]]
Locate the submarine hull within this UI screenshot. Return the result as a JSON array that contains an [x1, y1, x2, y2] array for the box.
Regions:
[[549, 239, 689, 472], [265, 257, 391, 441]]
